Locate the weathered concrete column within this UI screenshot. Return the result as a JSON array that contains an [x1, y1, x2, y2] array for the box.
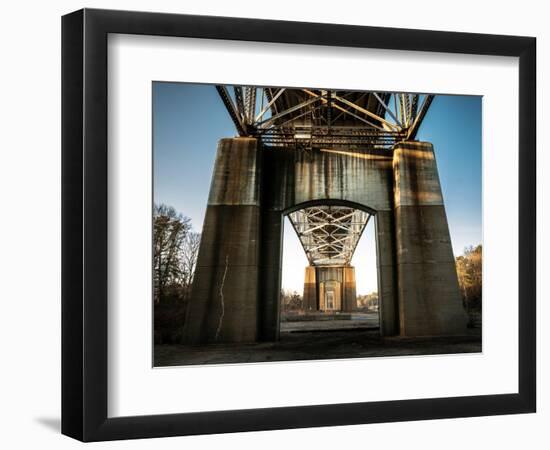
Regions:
[[376, 211, 399, 336], [393, 141, 467, 336], [316, 267, 342, 311], [342, 266, 357, 312], [303, 266, 318, 311], [258, 208, 283, 341], [183, 138, 261, 344]]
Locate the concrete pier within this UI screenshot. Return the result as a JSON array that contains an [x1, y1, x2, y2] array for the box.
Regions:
[[376, 210, 399, 335], [393, 141, 468, 335], [301, 266, 357, 313], [184, 138, 261, 343], [184, 138, 467, 344], [303, 266, 317, 311], [342, 266, 357, 312]]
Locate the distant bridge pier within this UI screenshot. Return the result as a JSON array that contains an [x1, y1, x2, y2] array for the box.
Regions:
[[303, 266, 317, 311], [302, 266, 357, 312]]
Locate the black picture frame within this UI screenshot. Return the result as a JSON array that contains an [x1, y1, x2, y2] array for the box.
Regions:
[[62, 8, 536, 442]]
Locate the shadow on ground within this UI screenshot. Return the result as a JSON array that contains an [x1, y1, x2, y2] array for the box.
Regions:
[[35, 417, 61, 433]]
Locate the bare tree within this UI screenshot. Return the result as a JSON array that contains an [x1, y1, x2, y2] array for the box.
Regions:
[[357, 292, 379, 311], [181, 232, 201, 300], [153, 204, 191, 303], [280, 289, 303, 312], [456, 245, 482, 312]]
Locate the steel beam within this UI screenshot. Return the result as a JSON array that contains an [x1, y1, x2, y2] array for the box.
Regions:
[[215, 86, 247, 136]]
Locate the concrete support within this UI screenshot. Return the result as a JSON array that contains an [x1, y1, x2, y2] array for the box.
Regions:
[[342, 267, 357, 312], [393, 141, 467, 336], [317, 267, 341, 311], [376, 211, 399, 336], [303, 266, 317, 311], [303, 266, 356, 313], [258, 208, 283, 341], [183, 138, 261, 344], [183, 139, 466, 343], [320, 280, 341, 310]]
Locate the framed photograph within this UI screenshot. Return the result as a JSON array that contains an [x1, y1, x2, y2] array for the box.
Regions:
[[62, 8, 536, 441]]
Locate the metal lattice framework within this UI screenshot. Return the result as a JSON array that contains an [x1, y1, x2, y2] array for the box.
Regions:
[[288, 206, 371, 266], [216, 86, 434, 149]]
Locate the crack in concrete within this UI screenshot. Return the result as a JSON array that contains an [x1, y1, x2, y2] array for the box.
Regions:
[[215, 254, 229, 341]]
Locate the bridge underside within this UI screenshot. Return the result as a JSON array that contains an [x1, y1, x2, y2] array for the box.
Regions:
[[288, 205, 370, 314], [183, 87, 466, 344]]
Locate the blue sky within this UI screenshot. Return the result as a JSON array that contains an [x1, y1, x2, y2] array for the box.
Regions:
[[153, 83, 482, 294]]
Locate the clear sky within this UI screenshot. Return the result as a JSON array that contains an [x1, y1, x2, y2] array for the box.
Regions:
[[153, 83, 482, 295]]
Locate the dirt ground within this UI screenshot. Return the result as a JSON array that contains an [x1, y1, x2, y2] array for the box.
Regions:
[[280, 312, 380, 332], [154, 320, 482, 367]]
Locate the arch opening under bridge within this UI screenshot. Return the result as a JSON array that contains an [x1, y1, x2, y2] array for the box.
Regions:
[[279, 199, 381, 336]]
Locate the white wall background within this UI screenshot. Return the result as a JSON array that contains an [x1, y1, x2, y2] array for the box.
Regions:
[[0, 1, 546, 448]]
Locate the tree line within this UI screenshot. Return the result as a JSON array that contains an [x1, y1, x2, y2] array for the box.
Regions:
[[153, 204, 201, 304], [357, 292, 378, 311], [456, 244, 482, 313], [280, 289, 303, 312]]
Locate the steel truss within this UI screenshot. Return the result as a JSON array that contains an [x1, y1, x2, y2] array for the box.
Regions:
[[288, 206, 371, 266], [216, 86, 434, 149]]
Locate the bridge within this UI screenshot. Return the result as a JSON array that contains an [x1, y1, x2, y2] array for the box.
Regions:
[[289, 205, 369, 312], [183, 86, 467, 344]]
